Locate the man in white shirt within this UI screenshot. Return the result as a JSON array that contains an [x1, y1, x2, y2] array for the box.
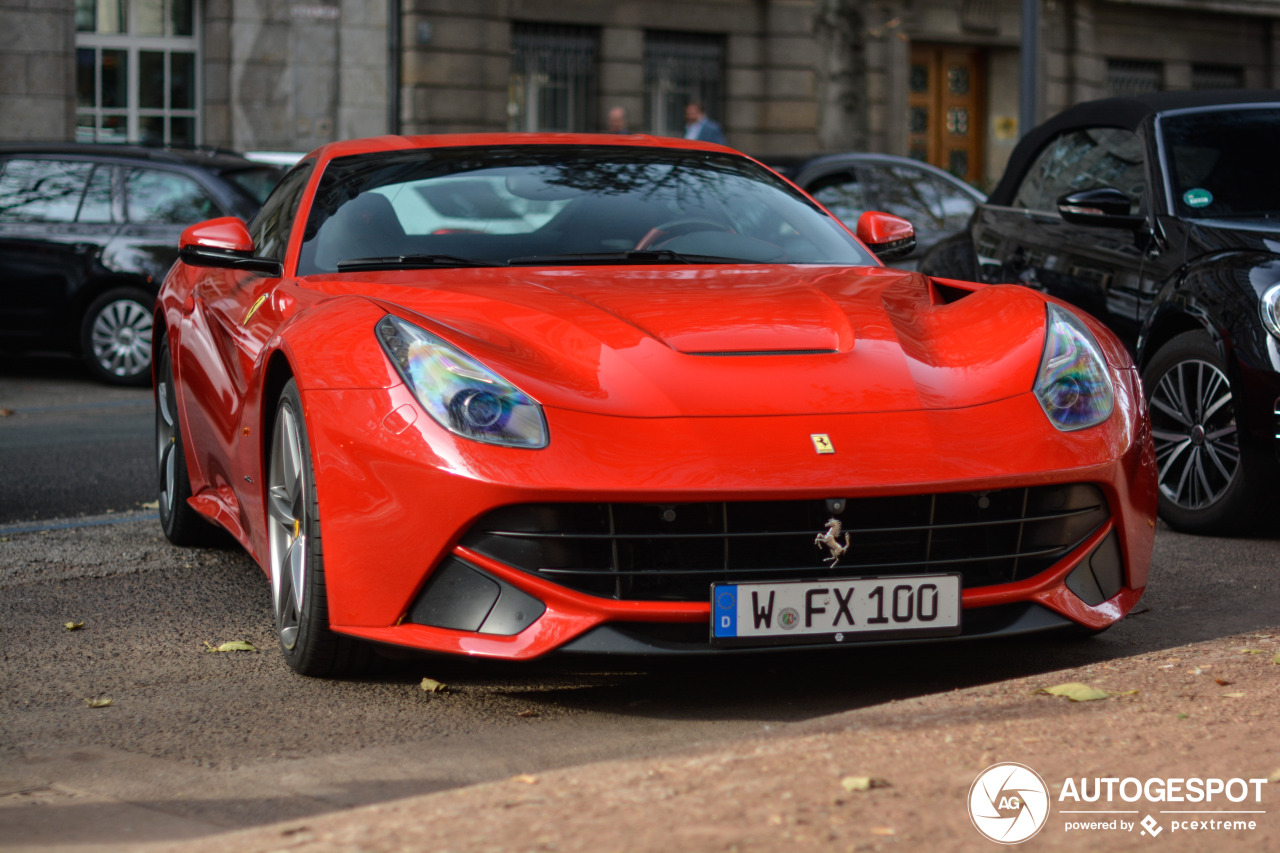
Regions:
[[683, 102, 726, 145]]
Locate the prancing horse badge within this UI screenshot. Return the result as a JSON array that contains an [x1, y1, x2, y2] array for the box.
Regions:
[[811, 434, 835, 454]]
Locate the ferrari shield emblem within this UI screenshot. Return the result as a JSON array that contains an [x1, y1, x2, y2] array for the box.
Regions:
[[810, 433, 835, 454]]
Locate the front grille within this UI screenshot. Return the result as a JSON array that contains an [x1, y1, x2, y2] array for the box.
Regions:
[[461, 484, 1110, 602]]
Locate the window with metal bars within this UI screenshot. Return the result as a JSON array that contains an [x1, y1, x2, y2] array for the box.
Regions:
[[1191, 64, 1244, 90], [508, 23, 599, 133], [1106, 59, 1163, 98], [644, 31, 726, 137]]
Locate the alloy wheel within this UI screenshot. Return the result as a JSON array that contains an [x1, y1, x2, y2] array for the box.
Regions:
[[1147, 357, 1240, 510], [90, 298, 153, 379], [268, 404, 309, 650]]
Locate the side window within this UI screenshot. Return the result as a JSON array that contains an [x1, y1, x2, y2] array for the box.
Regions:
[[0, 159, 93, 223], [250, 161, 314, 261], [809, 171, 867, 225], [1014, 128, 1147, 214], [125, 168, 220, 224], [78, 165, 116, 223], [863, 163, 979, 236]]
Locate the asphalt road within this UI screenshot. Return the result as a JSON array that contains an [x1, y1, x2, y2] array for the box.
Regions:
[[0, 354, 154, 524], [1, 363, 1278, 849]]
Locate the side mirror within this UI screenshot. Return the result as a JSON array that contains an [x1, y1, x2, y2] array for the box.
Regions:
[[1056, 188, 1146, 230], [179, 217, 282, 276], [855, 211, 917, 261]]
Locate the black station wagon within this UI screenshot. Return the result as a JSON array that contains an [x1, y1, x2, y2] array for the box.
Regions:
[[0, 144, 279, 384], [920, 91, 1280, 534]]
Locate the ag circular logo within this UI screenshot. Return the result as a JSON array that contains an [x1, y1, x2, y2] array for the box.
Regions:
[[777, 607, 799, 630], [968, 762, 1050, 844]]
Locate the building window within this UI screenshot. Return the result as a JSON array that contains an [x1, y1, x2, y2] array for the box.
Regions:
[[1192, 64, 1244, 90], [75, 0, 200, 145], [644, 32, 725, 137], [509, 23, 598, 133], [1106, 59, 1162, 98]]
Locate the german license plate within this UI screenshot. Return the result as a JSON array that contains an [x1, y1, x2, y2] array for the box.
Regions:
[[710, 574, 962, 648]]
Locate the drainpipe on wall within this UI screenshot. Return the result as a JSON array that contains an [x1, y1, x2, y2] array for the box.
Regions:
[[387, 0, 402, 135], [1020, 0, 1039, 138]]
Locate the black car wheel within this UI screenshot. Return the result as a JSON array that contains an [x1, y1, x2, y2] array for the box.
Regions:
[[267, 379, 366, 676], [1142, 331, 1263, 534], [155, 338, 224, 546], [82, 287, 154, 386]]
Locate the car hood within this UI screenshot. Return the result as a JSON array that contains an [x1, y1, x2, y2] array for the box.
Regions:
[[303, 265, 1048, 418]]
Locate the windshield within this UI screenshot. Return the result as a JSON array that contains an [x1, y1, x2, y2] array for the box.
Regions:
[[296, 146, 876, 274], [1162, 107, 1280, 221]]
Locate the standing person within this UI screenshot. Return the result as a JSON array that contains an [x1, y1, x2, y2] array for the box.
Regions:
[[683, 102, 726, 145], [607, 106, 630, 134]]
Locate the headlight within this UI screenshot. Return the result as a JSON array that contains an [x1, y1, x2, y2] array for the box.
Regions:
[[1034, 304, 1115, 431], [376, 315, 548, 448], [1261, 282, 1280, 339]]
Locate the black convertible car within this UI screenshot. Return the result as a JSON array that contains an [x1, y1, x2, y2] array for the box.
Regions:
[[920, 90, 1280, 534]]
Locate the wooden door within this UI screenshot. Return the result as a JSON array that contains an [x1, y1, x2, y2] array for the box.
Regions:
[[907, 45, 986, 185]]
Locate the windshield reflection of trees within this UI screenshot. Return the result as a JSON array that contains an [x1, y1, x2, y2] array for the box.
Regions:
[[304, 147, 808, 239]]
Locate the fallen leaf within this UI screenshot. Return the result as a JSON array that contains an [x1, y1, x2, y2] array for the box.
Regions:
[[1177, 713, 1189, 720], [0, 408, 14, 417], [420, 677, 448, 693], [204, 640, 258, 652], [1269, 769, 1280, 783], [1237, 649, 1266, 655], [841, 776, 890, 792], [516, 709, 540, 718], [513, 774, 538, 784], [84, 697, 112, 708], [1036, 682, 1129, 702], [1271, 653, 1280, 665], [139, 500, 159, 510], [64, 621, 84, 631], [1222, 692, 1247, 698], [870, 827, 896, 836], [1215, 678, 1235, 686]]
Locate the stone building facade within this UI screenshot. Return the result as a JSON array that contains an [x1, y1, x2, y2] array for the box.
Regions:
[[3, 0, 1279, 187]]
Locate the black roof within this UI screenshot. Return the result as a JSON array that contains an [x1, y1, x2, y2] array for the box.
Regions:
[[0, 142, 264, 172], [989, 89, 1280, 206]]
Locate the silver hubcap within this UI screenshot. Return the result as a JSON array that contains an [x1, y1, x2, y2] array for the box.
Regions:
[[268, 405, 308, 649], [156, 369, 177, 516], [1148, 358, 1240, 510], [92, 299, 153, 378]]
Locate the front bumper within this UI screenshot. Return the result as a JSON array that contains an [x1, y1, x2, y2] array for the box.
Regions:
[[299, 369, 1156, 659]]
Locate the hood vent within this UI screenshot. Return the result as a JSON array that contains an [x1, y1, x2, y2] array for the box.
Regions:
[[691, 349, 839, 357]]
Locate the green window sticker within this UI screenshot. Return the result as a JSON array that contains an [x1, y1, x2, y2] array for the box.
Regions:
[[1183, 188, 1213, 209]]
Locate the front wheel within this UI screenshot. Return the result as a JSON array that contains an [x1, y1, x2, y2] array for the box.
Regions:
[[1142, 331, 1266, 534], [81, 287, 154, 385], [267, 379, 367, 676]]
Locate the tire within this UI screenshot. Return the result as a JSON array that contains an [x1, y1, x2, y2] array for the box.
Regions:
[[81, 287, 155, 386], [267, 379, 367, 677], [155, 338, 225, 546], [1142, 330, 1266, 534]]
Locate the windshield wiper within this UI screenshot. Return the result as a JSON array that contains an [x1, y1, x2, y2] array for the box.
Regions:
[[507, 249, 744, 266], [336, 254, 497, 271]]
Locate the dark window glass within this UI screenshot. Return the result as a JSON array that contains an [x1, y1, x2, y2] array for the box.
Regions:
[[169, 116, 195, 147], [865, 163, 979, 245], [0, 159, 93, 223], [1162, 107, 1280, 220], [1014, 128, 1146, 213], [125, 168, 218, 223], [171, 52, 195, 110], [171, 0, 194, 36], [78, 165, 115, 223], [297, 147, 875, 274], [76, 48, 95, 108], [1106, 59, 1161, 98], [139, 115, 165, 145], [250, 162, 313, 261], [102, 49, 128, 109], [809, 172, 867, 225], [140, 51, 165, 109]]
